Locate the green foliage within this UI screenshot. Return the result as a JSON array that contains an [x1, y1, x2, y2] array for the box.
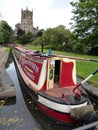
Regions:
[[0, 21, 12, 45], [34, 25, 73, 52], [70, 0, 98, 53], [5, 47, 10, 52], [17, 29, 25, 39], [20, 32, 34, 44], [36, 29, 44, 37]]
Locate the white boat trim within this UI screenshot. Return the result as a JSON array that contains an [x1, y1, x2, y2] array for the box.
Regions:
[[38, 95, 88, 113]]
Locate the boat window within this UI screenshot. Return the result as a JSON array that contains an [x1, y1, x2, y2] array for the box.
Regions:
[[49, 69, 53, 80]]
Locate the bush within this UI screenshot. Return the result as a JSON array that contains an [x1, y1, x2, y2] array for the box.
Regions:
[[20, 32, 34, 44]]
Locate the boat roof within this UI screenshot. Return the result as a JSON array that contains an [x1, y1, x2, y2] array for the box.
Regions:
[[14, 46, 70, 61]]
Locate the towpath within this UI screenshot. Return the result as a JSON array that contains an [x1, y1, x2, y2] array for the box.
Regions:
[[0, 47, 16, 100], [77, 77, 98, 101]]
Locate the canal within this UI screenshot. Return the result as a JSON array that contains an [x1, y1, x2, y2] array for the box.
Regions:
[[0, 57, 74, 130], [0, 61, 43, 130]]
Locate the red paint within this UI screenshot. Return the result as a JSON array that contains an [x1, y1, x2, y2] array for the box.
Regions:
[[22, 57, 43, 84], [73, 83, 82, 96], [60, 61, 75, 87], [37, 103, 77, 124]]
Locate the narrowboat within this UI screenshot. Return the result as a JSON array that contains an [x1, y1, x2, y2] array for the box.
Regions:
[[12, 46, 97, 125]]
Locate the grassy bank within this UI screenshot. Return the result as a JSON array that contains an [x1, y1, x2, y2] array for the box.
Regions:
[[5, 47, 10, 52], [76, 61, 98, 85], [25, 45, 98, 87]]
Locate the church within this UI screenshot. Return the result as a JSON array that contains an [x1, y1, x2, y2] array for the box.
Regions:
[[14, 7, 38, 36]]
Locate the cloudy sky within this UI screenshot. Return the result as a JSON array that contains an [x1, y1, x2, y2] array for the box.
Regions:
[[0, 0, 77, 30]]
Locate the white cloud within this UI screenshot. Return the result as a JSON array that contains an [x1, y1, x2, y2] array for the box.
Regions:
[[0, 0, 76, 30]]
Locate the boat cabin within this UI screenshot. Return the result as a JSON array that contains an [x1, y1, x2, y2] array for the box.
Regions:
[[13, 46, 77, 91], [46, 57, 76, 90]]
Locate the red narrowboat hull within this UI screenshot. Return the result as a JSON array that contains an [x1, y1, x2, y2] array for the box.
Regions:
[[38, 102, 76, 124]]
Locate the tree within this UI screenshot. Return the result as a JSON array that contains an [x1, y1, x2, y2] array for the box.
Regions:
[[20, 32, 34, 44], [42, 25, 72, 51], [17, 28, 25, 39], [33, 25, 73, 52], [0, 21, 12, 45], [36, 29, 44, 37], [70, 0, 98, 53]]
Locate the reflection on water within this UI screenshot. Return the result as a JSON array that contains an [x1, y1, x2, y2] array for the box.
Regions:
[[0, 61, 43, 130], [6, 62, 24, 102]]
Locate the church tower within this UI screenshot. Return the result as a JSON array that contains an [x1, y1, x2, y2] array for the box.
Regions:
[[14, 7, 38, 37], [21, 7, 33, 33]]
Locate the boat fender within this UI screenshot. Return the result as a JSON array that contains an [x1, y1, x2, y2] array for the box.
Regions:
[[70, 104, 94, 121]]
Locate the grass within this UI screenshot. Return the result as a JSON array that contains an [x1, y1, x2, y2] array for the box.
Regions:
[[25, 45, 98, 87], [76, 61, 98, 85], [5, 47, 10, 52]]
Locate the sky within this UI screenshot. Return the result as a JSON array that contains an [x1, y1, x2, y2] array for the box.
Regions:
[[0, 0, 77, 30]]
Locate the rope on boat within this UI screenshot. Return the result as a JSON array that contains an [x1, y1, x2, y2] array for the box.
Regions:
[[70, 104, 94, 121]]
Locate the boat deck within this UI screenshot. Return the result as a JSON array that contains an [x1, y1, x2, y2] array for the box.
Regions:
[[44, 86, 75, 98]]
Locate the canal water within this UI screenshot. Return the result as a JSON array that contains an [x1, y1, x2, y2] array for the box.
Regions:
[[0, 57, 73, 130], [0, 61, 43, 130]]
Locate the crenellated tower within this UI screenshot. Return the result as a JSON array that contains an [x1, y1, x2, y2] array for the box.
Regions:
[[14, 7, 38, 36], [21, 7, 33, 33]]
